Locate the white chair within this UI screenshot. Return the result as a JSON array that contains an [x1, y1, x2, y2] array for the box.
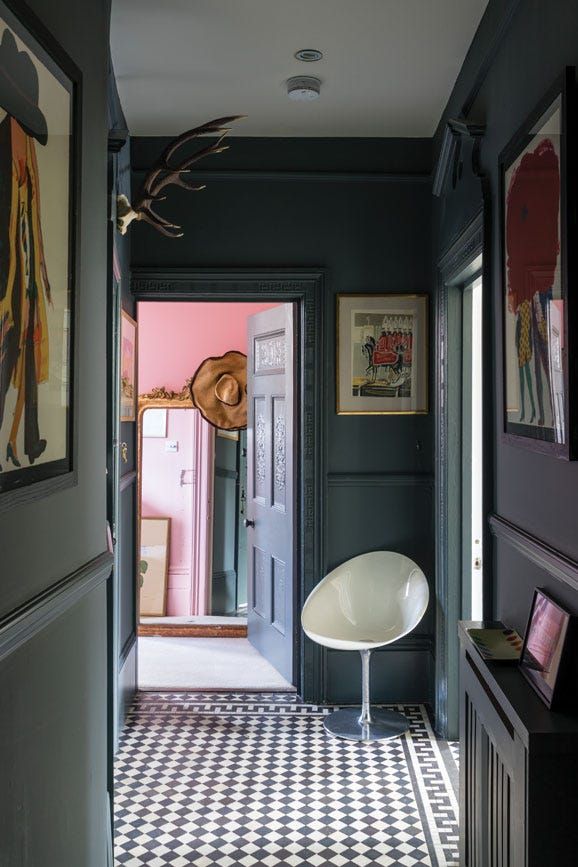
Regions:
[[302, 551, 429, 742]]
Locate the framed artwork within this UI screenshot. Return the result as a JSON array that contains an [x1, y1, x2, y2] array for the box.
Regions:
[[140, 517, 170, 617], [120, 310, 137, 422], [0, 0, 81, 505], [142, 407, 167, 438], [336, 293, 428, 415], [519, 588, 574, 709], [500, 68, 577, 458]]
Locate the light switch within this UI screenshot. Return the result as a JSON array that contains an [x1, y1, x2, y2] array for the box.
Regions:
[[165, 440, 178, 453]]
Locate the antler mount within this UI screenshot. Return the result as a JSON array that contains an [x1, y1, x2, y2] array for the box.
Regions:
[[116, 115, 244, 238]]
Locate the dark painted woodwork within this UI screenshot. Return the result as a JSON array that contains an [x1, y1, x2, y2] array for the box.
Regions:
[[435, 211, 491, 739], [130, 137, 434, 703], [459, 622, 578, 865], [0, 1, 112, 862], [433, 2, 578, 739]]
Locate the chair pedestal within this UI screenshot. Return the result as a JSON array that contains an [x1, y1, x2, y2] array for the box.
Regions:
[[323, 649, 410, 742]]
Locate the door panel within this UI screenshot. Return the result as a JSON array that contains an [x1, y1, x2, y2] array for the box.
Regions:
[[212, 433, 240, 615], [247, 305, 294, 682]]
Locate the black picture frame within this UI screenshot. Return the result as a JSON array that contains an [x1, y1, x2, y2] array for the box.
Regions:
[[499, 68, 577, 459], [0, 0, 82, 513], [519, 588, 574, 709]]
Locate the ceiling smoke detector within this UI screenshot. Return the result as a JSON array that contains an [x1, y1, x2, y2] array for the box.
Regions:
[[287, 76, 321, 102], [295, 48, 323, 62]]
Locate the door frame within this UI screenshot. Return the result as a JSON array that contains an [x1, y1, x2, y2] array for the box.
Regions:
[[435, 210, 493, 738], [131, 268, 326, 700]]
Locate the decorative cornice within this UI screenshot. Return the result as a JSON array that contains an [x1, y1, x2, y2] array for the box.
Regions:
[[138, 381, 193, 406], [326, 635, 433, 653], [131, 168, 430, 185], [0, 552, 113, 662], [489, 513, 578, 593]]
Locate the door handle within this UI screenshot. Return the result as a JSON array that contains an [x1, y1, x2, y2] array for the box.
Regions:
[[244, 518, 255, 528]]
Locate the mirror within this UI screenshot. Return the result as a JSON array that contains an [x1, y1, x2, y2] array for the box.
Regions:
[[137, 385, 248, 631]]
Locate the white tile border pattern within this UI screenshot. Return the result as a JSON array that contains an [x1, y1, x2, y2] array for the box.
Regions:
[[115, 694, 459, 866]]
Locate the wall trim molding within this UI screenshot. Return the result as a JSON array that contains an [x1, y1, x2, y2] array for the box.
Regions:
[[328, 472, 433, 488], [131, 168, 430, 185], [489, 514, 578, 593], [325, 635, 434, 655], [0, 552, 113, 663]]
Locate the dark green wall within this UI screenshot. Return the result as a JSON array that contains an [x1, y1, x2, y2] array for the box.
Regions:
[[433, 0, 578, 632], [131, 136, 435, 702], [0, 0, 112, 864]]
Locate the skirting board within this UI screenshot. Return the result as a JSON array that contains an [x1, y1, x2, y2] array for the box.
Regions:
[[138, 623, 247, 638]]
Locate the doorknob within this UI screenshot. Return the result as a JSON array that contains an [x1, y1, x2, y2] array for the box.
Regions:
[[244, 518, 255, 528]]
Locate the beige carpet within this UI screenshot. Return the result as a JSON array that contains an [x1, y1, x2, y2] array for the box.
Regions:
[[138, 636, 294, 691]]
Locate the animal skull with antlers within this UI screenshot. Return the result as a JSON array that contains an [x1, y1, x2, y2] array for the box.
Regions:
[[116, 115, 244, 238]]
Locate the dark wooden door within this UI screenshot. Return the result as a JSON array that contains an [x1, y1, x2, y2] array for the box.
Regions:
[[246, 304, 294, 682]]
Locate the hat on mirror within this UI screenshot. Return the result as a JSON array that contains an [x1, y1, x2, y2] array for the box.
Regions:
[[189, 351, 247, 431]]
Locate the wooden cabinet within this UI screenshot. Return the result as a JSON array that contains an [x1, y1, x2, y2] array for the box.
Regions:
[[459, 622, 578, 867]]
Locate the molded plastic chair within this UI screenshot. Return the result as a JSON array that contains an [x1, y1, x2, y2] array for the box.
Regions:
[[302, 551, 429, 741]]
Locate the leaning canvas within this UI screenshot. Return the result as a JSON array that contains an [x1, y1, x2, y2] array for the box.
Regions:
[[0, 1, 79, 502]]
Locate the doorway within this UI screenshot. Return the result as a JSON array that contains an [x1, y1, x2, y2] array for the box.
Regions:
[[127, 268, 325, 703], [436, 212, 490, 739], [134, 297, 303, 693]]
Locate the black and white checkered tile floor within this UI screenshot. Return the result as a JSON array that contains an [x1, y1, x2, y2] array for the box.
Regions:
[[114, 693, 459, 866]]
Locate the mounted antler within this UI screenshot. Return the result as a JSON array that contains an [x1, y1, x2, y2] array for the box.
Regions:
[[117, 115, 244, 237]]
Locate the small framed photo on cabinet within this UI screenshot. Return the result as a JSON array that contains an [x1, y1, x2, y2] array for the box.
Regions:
[[519, 588, 574, 709], [336, 293, 428, 415]]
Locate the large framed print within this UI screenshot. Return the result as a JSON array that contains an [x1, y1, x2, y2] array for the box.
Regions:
[[0, 0, 80, 507], [336, 293, 428, 415], [500, 68, 577, 459]]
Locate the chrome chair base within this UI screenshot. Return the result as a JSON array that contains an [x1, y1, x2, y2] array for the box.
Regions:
[[323, 707, 410, 742]]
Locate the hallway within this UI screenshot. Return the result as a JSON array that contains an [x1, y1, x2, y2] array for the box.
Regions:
[[114, 693, 459, 866]]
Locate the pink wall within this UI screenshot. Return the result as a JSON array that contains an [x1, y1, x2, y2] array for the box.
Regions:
[[139, 301, 278, 616], [138, 301, 278, 393]]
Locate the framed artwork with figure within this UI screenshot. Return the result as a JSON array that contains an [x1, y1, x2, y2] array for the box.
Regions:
[[120, 310, 137, 422], [0, 0, 81, 509], [336, 293, 428, 415], [500, 68, 577, 459]]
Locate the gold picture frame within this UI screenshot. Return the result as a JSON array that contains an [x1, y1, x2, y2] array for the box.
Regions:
[[336, 293, 428, 415]]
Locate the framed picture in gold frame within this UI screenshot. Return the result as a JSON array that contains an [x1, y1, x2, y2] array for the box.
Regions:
[[336, 293, 428, 415], [120, 309, 137, 422]]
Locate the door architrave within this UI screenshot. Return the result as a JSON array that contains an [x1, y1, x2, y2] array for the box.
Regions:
[[131, 268, 326, 700]]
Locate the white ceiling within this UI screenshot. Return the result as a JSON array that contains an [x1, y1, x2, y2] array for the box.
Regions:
[[111, 0, 488, 137]]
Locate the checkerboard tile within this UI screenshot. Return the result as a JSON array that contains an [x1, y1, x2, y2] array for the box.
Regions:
[[114, 694, 459, 866]]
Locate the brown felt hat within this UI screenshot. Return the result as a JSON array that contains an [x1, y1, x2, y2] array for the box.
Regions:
[[189, 351, 247, 431]]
